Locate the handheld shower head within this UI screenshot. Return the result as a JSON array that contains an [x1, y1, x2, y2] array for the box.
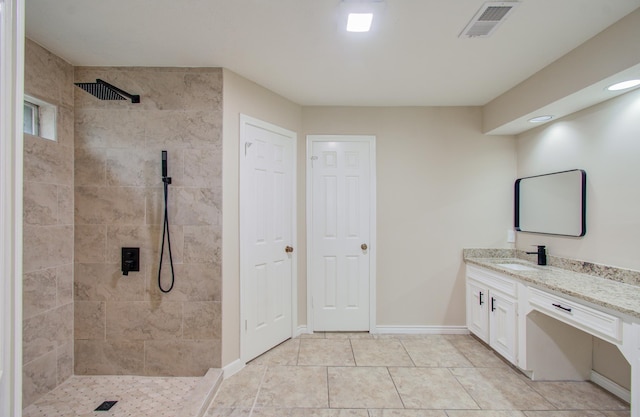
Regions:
[[162, 151, 168, 178], [159, 150, 175, 292], [161, 151, 171, 184]]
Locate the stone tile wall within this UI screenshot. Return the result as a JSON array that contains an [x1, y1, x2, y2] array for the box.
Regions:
[[73, 67, 223, 376], [22, 39, 75, 407]]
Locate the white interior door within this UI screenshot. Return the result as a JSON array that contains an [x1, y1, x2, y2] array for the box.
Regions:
[[308, 136, 375, 332], [240, 115, 296, 362]]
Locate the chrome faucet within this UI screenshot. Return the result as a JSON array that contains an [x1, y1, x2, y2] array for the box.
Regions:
[[526, 245, 547, 265]]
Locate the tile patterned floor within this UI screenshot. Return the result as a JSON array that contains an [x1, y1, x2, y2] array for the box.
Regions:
[[206, 333, 630, 417], [22, 375, 200, 417]]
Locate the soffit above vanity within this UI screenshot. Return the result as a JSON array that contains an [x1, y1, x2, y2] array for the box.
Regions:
[[483, 8, 640, 135]]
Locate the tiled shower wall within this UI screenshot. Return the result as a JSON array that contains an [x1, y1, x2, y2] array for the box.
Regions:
[[22, 40, 75, 407], [73, 67, 223, 375]]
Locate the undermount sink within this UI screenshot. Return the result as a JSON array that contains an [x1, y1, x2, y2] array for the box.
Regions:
[[497, 263, 539, 271]]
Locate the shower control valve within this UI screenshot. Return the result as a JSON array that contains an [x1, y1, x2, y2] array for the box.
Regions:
[[121, 247, 140, 276]]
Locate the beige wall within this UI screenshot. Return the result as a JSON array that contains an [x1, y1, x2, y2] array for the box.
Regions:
[[516, 88, 640, 271], [22, 39, 75, 407], [221, 69, 302, 366], [516, 87, 640, 390], [302, 107, 516, 327], [73, 67, 223, 375]]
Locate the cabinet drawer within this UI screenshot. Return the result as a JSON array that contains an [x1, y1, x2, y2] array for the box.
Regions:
[[467, 265, 517, 297], [528, 287, 622, 343]]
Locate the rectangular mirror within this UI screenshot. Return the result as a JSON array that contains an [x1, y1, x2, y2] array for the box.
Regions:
[[515, 169, 586, 237]]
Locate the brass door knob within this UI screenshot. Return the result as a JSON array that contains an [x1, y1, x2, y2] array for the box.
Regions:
[[361, 243, 368, 250], [285, 246, 294, 253]]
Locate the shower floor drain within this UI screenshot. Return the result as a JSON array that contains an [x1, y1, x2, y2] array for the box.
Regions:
[[95, 400, 118, 411]]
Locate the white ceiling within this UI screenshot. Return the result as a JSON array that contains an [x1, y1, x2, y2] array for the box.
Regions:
[[25, 0, 640, 107]]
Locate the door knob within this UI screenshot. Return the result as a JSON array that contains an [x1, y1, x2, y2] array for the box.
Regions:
[[361, 243, 368, 250], [285, 246, 294, 253]]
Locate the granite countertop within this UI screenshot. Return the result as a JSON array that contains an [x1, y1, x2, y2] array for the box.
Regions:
[[464, 257, 640, 321]]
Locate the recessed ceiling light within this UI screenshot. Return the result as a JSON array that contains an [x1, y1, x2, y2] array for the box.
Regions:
[[607, 79, 640, 91], [347, 13, 373, 32], [528, 115, 554, 123]]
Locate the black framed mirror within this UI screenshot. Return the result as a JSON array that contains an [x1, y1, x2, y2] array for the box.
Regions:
[[515, 169, 586, 237]]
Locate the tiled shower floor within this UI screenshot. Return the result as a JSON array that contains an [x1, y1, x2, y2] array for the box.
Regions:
[[22, 375, 200, 417]]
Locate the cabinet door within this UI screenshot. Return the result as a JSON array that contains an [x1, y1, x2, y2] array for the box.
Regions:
[[489, 291, 517, 364], [467, 279, 489, 343]]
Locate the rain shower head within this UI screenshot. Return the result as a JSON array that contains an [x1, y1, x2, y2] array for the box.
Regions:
[[74, 79, 140, 103]]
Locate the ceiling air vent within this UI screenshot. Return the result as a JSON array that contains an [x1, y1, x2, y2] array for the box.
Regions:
[[459, 1, 520, 38]]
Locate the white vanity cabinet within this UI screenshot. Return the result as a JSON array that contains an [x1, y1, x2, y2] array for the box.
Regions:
[[466, 265, 518, 364], [465, 258, 640, 417]]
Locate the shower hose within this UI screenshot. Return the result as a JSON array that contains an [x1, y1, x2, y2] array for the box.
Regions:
[[158, 177, 175, 293]]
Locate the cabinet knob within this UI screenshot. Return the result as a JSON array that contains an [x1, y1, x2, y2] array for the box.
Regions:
[[361, 243, 368, 250], [285, 246, 294, 253]]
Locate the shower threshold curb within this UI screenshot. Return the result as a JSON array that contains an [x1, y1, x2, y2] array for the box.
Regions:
[[179, 368, 223, 417]]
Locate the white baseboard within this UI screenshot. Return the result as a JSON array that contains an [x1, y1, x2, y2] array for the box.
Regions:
[[228, 326, 307, 378], [297, 325, 469, 335], [376, 325, 470, 335], [295, 325, 309, 337], [222, 359, 245, 380], [590, 370, 631, 403]]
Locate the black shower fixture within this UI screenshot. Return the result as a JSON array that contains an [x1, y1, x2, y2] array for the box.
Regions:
[[121, 247, 140, 276], [74, 79, 140, 103], [158, 150, 175, 293]]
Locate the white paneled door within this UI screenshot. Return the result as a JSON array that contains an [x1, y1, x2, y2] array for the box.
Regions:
[[308, 136, 375, 331], [241, 115, 296, 362]]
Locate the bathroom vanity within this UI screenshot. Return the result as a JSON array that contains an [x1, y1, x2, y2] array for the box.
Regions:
[[464, 252, 640, 417]]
